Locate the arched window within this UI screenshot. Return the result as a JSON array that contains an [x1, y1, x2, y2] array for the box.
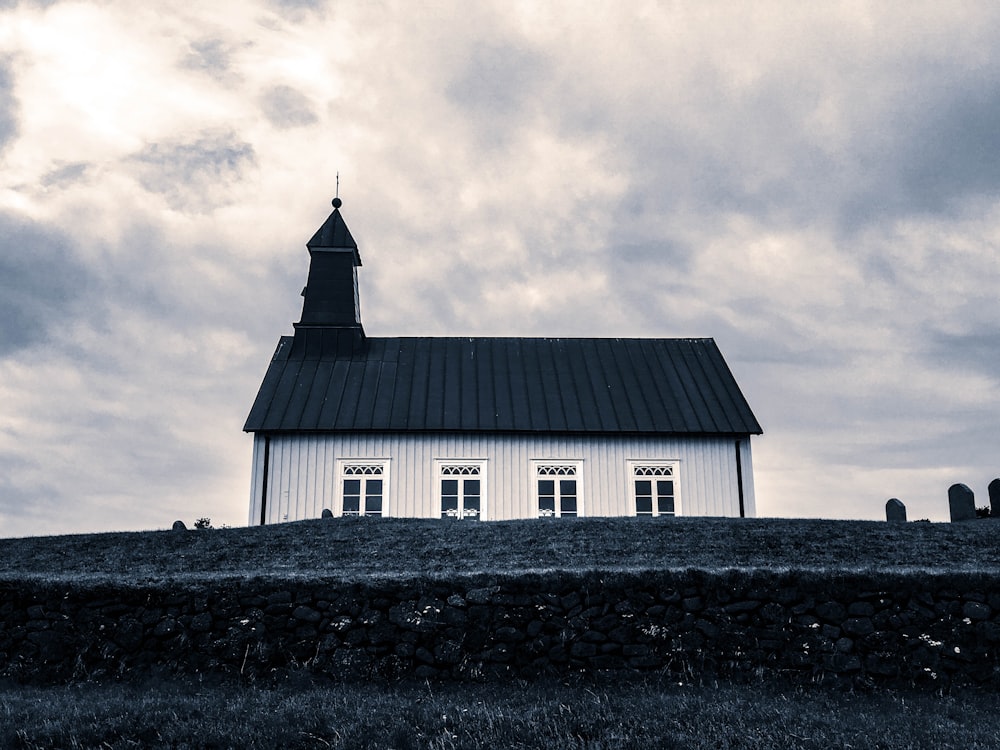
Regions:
[[436, 460, 486, 520], [533, 461, 582, 518], [338, 460, 389, 517], [628, 461, 679, 517]]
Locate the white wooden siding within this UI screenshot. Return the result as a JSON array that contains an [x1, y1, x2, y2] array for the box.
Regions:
[[248, 433, 756, 525]]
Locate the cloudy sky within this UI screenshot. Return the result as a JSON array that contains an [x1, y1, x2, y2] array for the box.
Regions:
[[1, 0, 998, 537]]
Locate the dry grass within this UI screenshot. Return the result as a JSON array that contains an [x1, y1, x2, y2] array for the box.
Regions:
[[3, 677, 999, 749], [0, 516, 998, 583]]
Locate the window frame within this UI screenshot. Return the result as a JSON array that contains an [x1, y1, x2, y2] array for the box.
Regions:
[[531, 460, 584, 519], [336, 458, 390, 518], [435, 459, 488, 521], [627, 460, 680, 517]]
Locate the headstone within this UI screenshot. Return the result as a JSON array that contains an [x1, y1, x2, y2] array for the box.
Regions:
[[989, 478, 1000, 518], [948, 483, 976, 522], [885, 498, 906, 522], [321, 508, 334, 519], [171, 520, 187, 531]]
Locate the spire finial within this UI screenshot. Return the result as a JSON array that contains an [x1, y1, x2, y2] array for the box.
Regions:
[[332, 173, 342, 208]]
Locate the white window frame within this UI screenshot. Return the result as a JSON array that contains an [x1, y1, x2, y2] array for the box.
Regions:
[[336, 458, 390, 518], [531, 460, 583, 518], [435, 459, 488, 521], [627, 460, 680, 517]]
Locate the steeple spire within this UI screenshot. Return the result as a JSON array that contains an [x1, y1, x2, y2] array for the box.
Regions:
[[291, 196, 365, 356]]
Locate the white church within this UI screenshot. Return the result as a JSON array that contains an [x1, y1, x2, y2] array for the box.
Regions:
[[244, 198, 762, 524]]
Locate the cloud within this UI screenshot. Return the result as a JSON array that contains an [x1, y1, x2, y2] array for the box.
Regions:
[[0, 212, 93, 355], [40, 161, 90, 188], [268, 0, 325, 12], [0, 58, 17, 154], [896, 80, 1000, 215], [925, 329, 1000, 384], [445, 38, 551, 146], [180, 38, 238, 82], [259, 84, 318, 129], [1, 1, 999, 536], [127, 130, 256, 212]]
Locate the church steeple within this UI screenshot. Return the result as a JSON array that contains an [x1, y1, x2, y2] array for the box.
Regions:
[[291, 197, 365, 356]]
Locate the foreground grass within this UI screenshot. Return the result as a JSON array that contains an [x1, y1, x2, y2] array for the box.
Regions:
[[2, 678, 997, 749], [2, 517, 999, 583]]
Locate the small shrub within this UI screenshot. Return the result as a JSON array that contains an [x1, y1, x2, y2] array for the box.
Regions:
[[975, 506, 991, 519], [193, 518, 213, 530]]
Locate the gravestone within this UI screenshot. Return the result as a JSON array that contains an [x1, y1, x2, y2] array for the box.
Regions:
[[321, 508, 334, 519], [948, 483, 976, 522], [989, 478, 1000, 518], [171, 520, 187, 531], [885, 498, 906, 522]]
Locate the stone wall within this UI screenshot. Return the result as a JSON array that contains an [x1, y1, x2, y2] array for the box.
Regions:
[[2, 570, 999, 688]]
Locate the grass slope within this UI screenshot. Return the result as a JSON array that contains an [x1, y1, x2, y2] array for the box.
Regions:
[[0, 516, 999, 582], [4, 678, 1000, 749]]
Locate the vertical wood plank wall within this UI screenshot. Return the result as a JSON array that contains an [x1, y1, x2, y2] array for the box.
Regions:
[[249, 433, 756, 524]]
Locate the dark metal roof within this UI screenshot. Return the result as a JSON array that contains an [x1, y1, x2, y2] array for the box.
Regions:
[[244, 337, 762, 436], [306, 208, 361, 264]]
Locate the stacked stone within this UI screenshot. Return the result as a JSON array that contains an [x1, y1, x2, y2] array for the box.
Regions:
[[1, 571, 999, 688]]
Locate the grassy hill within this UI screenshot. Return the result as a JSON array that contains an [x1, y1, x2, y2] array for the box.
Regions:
[[4, 517, 1000, 748], [2, 516, 998, 582]]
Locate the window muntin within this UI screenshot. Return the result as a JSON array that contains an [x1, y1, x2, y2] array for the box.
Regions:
[[437, 461, 486, 520], [534, 462, 581, 518], [338, 460, 388, 517], [629, 462, 679, 517]]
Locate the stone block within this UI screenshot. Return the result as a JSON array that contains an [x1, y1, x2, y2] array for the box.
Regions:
[[724, 600, 761, 614], [488, 644, 511, 662], [593, 614, 619, 630], [842, 618, 874, 637], [465, 587, 497, 605], [962, 601, 991, 621], [885, 498, 906, 522], [26, 605, 45, 620], [949, 483, 976, 522], [190, 613, 213, 633], [976, 621, 1000, 643], [823, 653, 861, 673], [153, 618, 178, 637], [560, 592, 582, 611], [759, 603, 786, 623], [682, 596, 703, 612], [695, 619, 720, 638], [848, 602, 875, 617], [834, 637, 854, 653], [495, 626, 526, 642], [816, 601, 846, 622], [292, 606, 321, 624], [865, 654, 900, 677], [581, 630, 606, 643]]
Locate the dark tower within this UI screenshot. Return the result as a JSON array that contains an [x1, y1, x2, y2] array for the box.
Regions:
[[290, 197, 366, 356]]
